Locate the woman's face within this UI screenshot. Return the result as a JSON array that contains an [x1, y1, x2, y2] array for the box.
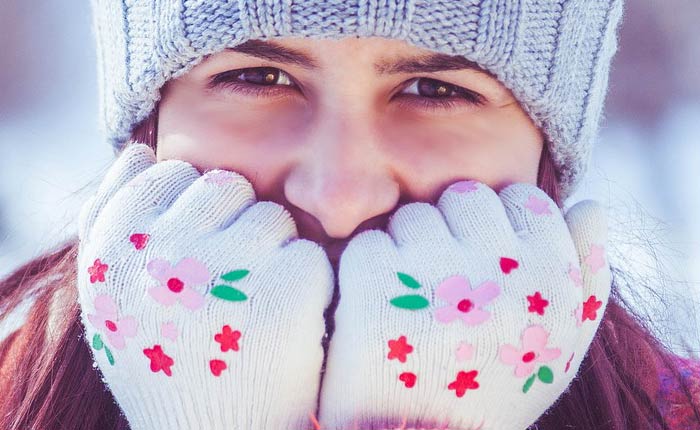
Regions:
[[157, 36, 544, 266]]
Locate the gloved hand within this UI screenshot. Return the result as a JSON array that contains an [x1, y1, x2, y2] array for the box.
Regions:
[[77, 143, 334, 430], [318, 180, 612, 430]]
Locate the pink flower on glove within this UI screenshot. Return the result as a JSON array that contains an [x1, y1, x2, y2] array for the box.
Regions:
[[87, 294, 137, 350], [498, 325, 561, 378], [434, 275, 501, 326], [147, 257, 210, 310]]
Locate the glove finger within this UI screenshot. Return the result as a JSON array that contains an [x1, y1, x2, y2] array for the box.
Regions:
[[92, 159, 201, 244], [156, 169, 256, 236], [220, 201, 299, 258], [78, 143, 156, 238], [436, 180, 517, 253], [563, 199, 612, 373], [498, 183, 572, 247], [387, 202, 454, 247]]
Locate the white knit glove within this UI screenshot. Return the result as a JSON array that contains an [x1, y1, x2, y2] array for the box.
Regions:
[[318, 180, 612, 430], [76, 143, 334, 430]]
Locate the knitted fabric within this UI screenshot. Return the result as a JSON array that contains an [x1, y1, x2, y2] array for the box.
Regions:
[[318, 180, 612, 429], [76, 144, 335, 429], [90, 0, 625, 202]]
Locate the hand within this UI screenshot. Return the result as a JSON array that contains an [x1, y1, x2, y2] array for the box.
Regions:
[[318, 180, 612, 430], [77, 143, 334, 430]]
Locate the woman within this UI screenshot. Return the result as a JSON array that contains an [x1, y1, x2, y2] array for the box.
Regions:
[[1, 1, 699, 429]]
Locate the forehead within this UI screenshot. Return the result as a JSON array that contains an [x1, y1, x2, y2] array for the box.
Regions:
[[204, 36, 497, 79]]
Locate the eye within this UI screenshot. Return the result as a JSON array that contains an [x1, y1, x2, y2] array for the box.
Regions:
[[395, 77, 487, 112], [207, 67, 487, 112], [207, 67, 295, 98]]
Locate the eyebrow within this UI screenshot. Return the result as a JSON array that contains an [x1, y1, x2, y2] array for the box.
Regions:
[[225, 39, 495, 78]]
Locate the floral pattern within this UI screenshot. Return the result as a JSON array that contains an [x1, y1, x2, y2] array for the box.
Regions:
[[87, 294, 137, 350], [147, 257, 210, 310], [499, 325, 561, 378], [88, 258, 108, 283], [434, 275, 501, 326]]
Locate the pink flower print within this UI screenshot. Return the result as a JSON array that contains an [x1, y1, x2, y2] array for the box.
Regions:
[[161, 321, 179, 341], [573, 305, 584, 327], [455, 342, 475, 362], [584, 244, 606, 274], [147, 257, 210, 310], [204, 170, 238, 185], [524, 194, 552, 215], [447, 180, 479, 194], [568, 262, 583, 287], [88, 258, 108, 283], [87, 294, 137, 350], [434, 275, 501, 326], [499, 325, 561, 378]]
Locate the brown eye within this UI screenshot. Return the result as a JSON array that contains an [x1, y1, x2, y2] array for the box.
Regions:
[[396, 77, 486, 112], [207, 67, 295, 97]]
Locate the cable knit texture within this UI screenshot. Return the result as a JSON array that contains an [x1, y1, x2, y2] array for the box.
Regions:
[[90, 0, 625, 202]]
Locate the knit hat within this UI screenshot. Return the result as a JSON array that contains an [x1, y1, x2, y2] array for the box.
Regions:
[[90, 0, 625, 202]]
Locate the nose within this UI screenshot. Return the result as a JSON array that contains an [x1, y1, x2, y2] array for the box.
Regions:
[[283, 111, 400, 239]]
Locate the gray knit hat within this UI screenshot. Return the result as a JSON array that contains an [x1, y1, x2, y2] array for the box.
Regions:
[[90, 0, 625, 202]]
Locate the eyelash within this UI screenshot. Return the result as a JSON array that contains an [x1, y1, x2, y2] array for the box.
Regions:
[[207, 67, 486, 112]]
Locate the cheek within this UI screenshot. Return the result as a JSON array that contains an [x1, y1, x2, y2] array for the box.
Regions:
[[158, 95, 300, 165], [381, 115, 542, 195]]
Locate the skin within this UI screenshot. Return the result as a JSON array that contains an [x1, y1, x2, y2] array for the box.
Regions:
[[156, 36, 544, 268]]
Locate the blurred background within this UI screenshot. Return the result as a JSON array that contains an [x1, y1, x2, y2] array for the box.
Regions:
[[1, 2, 699, 352]]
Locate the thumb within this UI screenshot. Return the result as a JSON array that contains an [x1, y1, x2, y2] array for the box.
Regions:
[[563, 199, 613, 374]]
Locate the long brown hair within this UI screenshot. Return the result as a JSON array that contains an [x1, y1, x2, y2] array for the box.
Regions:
[[0, 105, 698, 429]]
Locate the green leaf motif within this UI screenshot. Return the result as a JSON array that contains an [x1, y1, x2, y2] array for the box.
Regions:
[[537, 366, 554, 384], [397, 272, 421, 289], [220, 270, 250, 282], [211, 285, 248, 302], [104, 346, 115, 366], [92, 333, 104, 350], [522, 374, 536, 393], [390, 294, 429, 310]]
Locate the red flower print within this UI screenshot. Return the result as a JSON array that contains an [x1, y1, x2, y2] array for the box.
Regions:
[[527, 292, 549, 316], [129, 233, 150, 250], [387, 335, 413, 363], [448, 370, 480, 397], [88, 258, 108, 283], [582, 295, 603, 321], [215, 325, 241, 352], [564, 352, 575, 373], [143, 345, 174, 376], [399, 372, 417, 388], [210, 359, 227, 376]]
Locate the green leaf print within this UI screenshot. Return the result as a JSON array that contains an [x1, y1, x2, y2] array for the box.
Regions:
[[220, 270, 250, 282], [211, 285, 248, 302], [397, 272, 421, 289], [537, 366, 554, 384], [92, 333, 104, 350], [390, 294, 429, 310], [523, 374, 536, 393]]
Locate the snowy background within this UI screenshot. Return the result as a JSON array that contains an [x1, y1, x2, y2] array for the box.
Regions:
[[1, 2, 699, 353]]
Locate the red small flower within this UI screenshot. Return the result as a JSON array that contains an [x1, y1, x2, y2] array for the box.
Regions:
[[209, 359, 227, 376], [143, 344, 174, 376], [582, 295, 603, 321], [527, 291, 549, 316], [387, 335, 413, 363], [448, 370, 480, 397], [399, 372, 417, 388], [214, 325, 241, 352], [88, 258, 108, 283]]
